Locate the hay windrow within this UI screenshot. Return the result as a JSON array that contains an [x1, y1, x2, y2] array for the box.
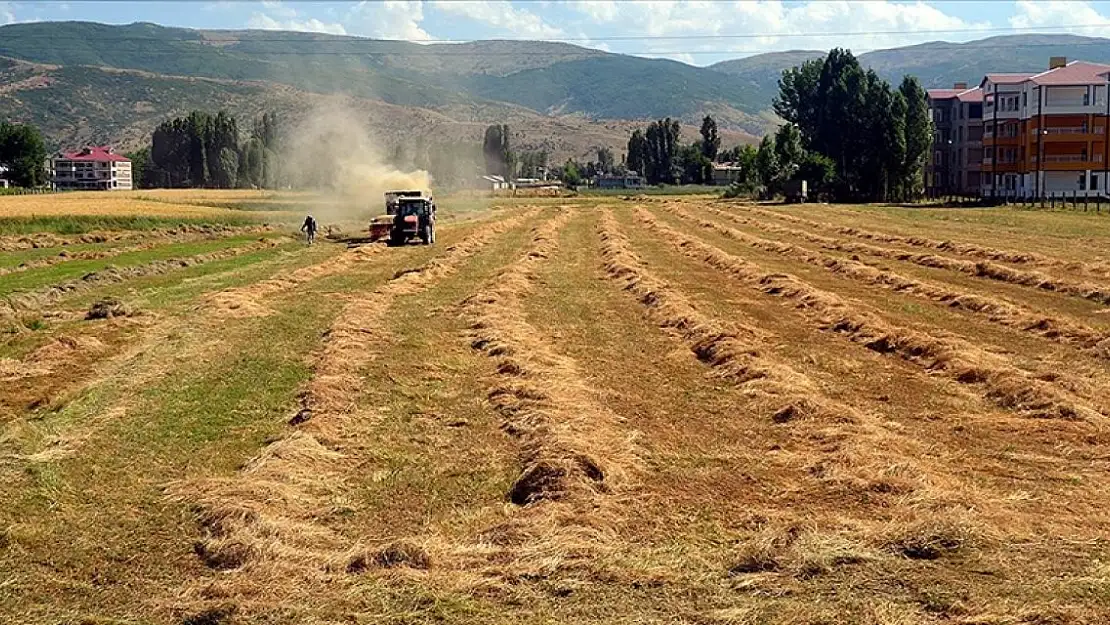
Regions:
[[0, 237, 285, 320], [597, 209, 972, 506], [166, 210, 534, 604], [204, 243, 382, 318], [461, 209, 640, 573], [721, 206, 1110, 305], [744, 204, 1110, 277], [0, 226, 275, 277], [636, 207, 1103, 423], [679, 206, 1110, 362]]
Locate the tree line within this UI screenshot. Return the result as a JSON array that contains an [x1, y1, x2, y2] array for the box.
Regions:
[[0, 121, 48, 188], [131, 111, 282, 189], [770, 48, 932, 202], [624, 116, 721, 185]]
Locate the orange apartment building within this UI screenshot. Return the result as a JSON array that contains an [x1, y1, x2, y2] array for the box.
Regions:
[[982, 58, 1110, 198]]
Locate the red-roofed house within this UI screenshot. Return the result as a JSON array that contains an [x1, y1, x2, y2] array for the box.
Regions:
[[927, 83, 985, 194], [982, 57, 1110, 198], [51, 146, 132, 191]]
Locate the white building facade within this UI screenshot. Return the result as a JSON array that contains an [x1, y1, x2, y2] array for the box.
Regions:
[[52, 146, 133, 191]]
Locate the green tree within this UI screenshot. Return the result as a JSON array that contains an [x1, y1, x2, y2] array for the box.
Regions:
[[239, 138, 265, 188], [217, 147, 239, 190], [561, 158, 582, 187], [774, 124, 805, 181], [482, 124, 513, 178], [774, 58, 824, 148], [644, 118, 681, 185], [126, 147, 152, 189], [596, 147, 615, 174], [797, 152, 836, 192], [0, 122, 48, 188], [899, 75, 932, 201], [699, 115, 721, 162], [627, 129, 647, 176], [755, 135, 780, 191]]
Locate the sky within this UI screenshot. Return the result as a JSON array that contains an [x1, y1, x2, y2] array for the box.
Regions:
[[3, 1, 1110, 66]]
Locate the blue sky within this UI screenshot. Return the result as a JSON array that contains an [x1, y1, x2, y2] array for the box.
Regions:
[[4, 1, 1110, 65]]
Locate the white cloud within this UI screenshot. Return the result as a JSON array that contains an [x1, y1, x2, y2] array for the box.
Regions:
[[1, 2, 16, 24], [261, 0, 298, 19], [431, 1, 563, 39], [569, 0, 618, 23], [247, 12, 348, 35], [346, 1, 432, 41], [565, 1, 993, 64], [1010, 0, 1110, 31]]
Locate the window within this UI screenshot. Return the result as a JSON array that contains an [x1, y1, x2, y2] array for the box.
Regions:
[[1079, 174, 1087, 191], [1084, 88, 1091, 106], [1094, 175, 1100, 190], [957, 126, 963, 142], [1023, 92, 1028, 107], [934, 151, 942, 165]]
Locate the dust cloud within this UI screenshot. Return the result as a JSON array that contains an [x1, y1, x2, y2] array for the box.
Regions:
[[279, 100, 432, 224]]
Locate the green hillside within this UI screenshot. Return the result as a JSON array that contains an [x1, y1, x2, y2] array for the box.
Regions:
[[0, 21, 764, 132], [711, 35, 1110, 110]]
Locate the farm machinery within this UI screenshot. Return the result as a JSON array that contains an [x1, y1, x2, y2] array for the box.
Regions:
[[369, 190, 436, 245]]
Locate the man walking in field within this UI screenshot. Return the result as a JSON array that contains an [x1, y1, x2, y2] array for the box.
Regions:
[[301, 214, 318, 245]]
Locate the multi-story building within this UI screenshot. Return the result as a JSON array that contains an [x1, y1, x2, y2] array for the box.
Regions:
[[51, 146, 132, 191], [982, 58, 1110, 198], [927, 83, 985, 194]]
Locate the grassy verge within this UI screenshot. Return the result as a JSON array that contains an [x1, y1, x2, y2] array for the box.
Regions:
[[0, 214, 277, 236], [0, 233, 284, 297]]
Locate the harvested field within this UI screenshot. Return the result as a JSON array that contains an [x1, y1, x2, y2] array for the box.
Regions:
[[3, 192, 1110, 624]]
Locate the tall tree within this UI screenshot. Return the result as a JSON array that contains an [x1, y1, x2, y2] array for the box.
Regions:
[[774, 124, 805, 181], [699, 115, 721, 162], [755, 135, 780, 190], [774, 57, 824, 147], [627, 129, 647, 176], [482, 124, 512, 178], [899, 75, 932, 201], [596, 147, 615, 174], [126, 147, 152, 189], [0, 122, 48, 188]]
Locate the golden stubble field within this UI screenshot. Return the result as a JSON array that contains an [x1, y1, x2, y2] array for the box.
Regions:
[[2, 190, 1110, 625]]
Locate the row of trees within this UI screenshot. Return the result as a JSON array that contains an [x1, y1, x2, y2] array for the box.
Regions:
[[625, 116, 722, 185], [135, 111, 282, 189], [773, 48, 931, 202], [0, 122, 49, 188]]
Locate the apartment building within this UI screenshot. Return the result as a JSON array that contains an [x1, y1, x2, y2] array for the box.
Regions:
[[926, 83, 984, 195], [51, 146, 133, 191], [981, 58, 1110, 198]]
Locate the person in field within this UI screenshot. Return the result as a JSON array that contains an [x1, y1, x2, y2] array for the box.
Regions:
[[300, 214, 318, 245]]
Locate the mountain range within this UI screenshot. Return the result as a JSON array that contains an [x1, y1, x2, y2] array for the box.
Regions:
[[2, 22, 1110, 161]]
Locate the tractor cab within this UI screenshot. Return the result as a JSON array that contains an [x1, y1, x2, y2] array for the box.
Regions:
[[390, 197, 436, 246]]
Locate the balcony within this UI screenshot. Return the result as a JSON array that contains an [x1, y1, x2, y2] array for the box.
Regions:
[[1044, 154, 1102, 163]]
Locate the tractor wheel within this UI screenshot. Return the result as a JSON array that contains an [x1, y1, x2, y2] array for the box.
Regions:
[[420, 224, 432, 245], [428, 224, 436, 245]]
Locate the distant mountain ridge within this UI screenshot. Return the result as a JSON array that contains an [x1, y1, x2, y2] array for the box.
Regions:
[[4, 22, 1110, 157], [710, 34, 1110, 102]]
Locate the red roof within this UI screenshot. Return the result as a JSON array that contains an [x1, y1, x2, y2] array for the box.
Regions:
[[927, 89, 962, 100], [1030, 60, 1110, 86], [928, 86, 983, 103], [957, 87, 984, 103], [983, 73, 1035, 86], [58, 146, 129, 162]]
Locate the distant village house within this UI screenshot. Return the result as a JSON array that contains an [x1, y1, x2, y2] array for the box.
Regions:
[[594, 172, 645, 189], [711, 163, 744, 186], [51, 146, 133, 191]]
